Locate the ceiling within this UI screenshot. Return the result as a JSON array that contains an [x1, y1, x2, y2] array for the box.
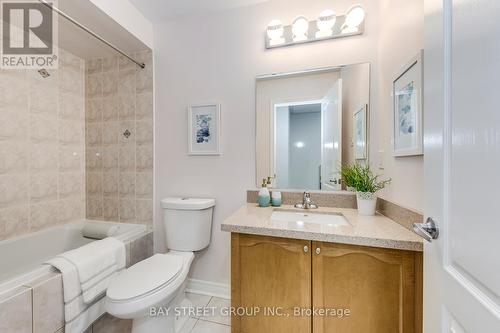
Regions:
[[129, 0, 270, 21], [57, 0, 149, 59]]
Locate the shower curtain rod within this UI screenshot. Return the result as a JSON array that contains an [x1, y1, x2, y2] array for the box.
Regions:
[[38, 0, 146, 69]]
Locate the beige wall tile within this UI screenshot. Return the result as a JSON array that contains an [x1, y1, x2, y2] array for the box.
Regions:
[[136, 92, 153, 121], [59, 145, 83, 172], [30, 201, 59, 231], [60, 67, 83, 94], [102, 121, 119, 146], [102, 96, 118, 121], [60, 91, 84, 121], [0, 287, 32, 333], [86, 73, 103, 98], [86, 58, 102, 74], [0, 174, 29, 208], [0, 205, 29, 240], [119, 197, 136, 222], [103, 172, 118, 196], [87, 195, 103, 219], [0, 141, 29, 175], [0, 107, 29, 141], [103, 196, 119, 221], [103, 71, 118, 97], [130, 232, 154, 265], [30, 273, 64, 333], [30, 113, 58, 143], [136, 145, 153, 172], [118, 93, 135, 120], [86, 122, 103, 147], [59, 198, 84, 223], [136, 199, 153, 223], [0, 49, 85, 240], [136, 120, 153, 145], [59, 172, 83, 198], [32, 143, 58, 171], [136, 172, 153, 199], [136, 68, 153, 94], [86, 98, 103, 123], [87, 172, 103, 195], [118, 55, 136, 71], [30, 172, 58, 203], [119, 146, 136, 172], [85, 53, 152, 225], [119, 172, 135, 198], [102, 146, 118, 171], [103, 56, 118, 73], [86, 148, 103, 172]]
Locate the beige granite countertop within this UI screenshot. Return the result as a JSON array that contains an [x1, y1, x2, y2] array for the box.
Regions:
[[221, 204, 423, 252]]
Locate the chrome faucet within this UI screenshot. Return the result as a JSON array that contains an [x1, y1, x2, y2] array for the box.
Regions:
[[294, 191, 318, 209]]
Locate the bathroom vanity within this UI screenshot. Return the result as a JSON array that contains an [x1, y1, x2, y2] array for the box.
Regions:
[[222, 204, 423, 333]]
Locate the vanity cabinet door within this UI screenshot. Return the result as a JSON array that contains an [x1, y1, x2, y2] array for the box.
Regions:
[[311, 241, 422, 333], [231, 233, 312, 333]]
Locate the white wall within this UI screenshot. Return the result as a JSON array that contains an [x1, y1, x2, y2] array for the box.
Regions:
[[375, 0, 424, 211], [154, 0, 380, 286], [153, 0, 422, 286], [89, 0, 154, 49]]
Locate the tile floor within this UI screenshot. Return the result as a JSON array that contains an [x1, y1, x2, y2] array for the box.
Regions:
[[181, 292, 231, 333]]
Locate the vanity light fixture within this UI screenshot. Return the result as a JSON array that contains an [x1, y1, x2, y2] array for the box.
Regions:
[[267, 19, 285, 46], [292, 16, 309, 42], [265, 5, 365, 49], [342, 4, 366, 33], [295, 141, 305, 148], [316, 9, 336, 38]]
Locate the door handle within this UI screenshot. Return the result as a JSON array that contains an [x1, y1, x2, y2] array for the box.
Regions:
[[412, 217, 439, 242]]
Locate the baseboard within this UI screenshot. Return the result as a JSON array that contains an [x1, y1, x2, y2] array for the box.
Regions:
[[186, 278, 230, 300]]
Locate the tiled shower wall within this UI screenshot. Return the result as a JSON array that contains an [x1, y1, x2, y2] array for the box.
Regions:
[[85, 51, 153, 225], [0, 50, 86, 241]]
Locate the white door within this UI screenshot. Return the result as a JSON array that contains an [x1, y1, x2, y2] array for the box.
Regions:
[[423, 0, 500, 331], [321, 80, 342, 190]]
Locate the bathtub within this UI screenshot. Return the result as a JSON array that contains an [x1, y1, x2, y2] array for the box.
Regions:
[[0, 220, 147, 295]]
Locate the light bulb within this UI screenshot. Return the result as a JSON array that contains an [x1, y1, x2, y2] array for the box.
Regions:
[[267, 19, 285, 46], [316, 9, 336, 38], [342, 5, 365, 33], [292, 16, 309, 42]]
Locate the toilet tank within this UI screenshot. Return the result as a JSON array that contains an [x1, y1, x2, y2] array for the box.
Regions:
[[160, 197, 215, 252]]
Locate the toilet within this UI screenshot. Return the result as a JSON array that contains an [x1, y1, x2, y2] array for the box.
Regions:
[[105, 197, 215, 333]]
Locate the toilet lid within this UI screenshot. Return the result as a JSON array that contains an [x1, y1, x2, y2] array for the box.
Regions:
[[107, 254, 183, 301]]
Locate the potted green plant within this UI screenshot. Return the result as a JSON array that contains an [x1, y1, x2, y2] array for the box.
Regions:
[[350, 163, 391, 215], [339, 164, 357, 191]]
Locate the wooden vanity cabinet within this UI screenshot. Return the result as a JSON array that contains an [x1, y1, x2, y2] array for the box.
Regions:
[[231, 233, 312, 333], [231, 233, 422, 333], [311, 241, 422, 333]]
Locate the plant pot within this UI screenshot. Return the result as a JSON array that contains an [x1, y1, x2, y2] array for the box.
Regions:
[[356, 192, 377, 216]]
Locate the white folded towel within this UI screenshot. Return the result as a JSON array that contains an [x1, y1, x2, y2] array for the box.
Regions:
[[45, 237, 126, 330], [58, 237, 125, 284]]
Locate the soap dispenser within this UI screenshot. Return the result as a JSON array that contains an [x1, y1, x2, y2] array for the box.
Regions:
[[258, 178, 271, 207]]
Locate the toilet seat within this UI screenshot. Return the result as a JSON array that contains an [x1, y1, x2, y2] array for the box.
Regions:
[[107, 253, 184, 302]]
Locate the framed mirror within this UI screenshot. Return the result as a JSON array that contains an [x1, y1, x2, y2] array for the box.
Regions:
[[256, 63, 370, 191]]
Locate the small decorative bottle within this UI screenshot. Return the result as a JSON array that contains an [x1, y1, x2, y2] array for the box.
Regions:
[[271, 191, 282, 207], [257, 178, 271, 207]]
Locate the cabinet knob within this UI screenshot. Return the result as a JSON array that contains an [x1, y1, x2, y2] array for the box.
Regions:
[[303, 246, 309, 253], [316, 247, 321, 255]]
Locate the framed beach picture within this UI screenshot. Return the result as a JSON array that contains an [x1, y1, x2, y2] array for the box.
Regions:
[[393, 51, 424, 156], [188, 103, 221, 155], [353, 105, 367, 160]]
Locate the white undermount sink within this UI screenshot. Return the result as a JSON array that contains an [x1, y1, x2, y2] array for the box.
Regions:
[[271, 210, 349, 227]]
